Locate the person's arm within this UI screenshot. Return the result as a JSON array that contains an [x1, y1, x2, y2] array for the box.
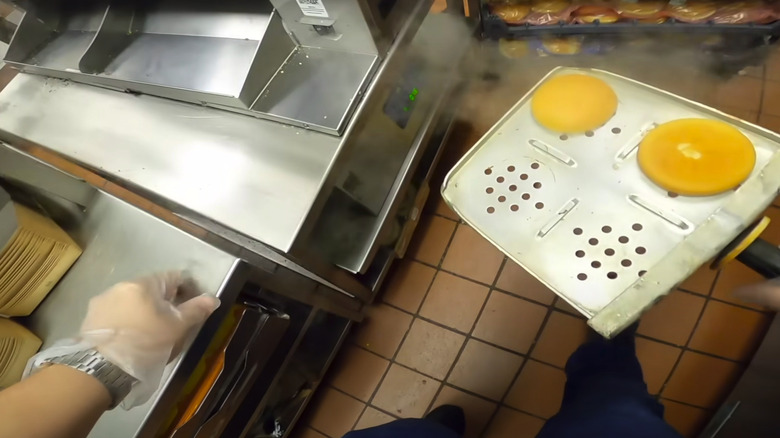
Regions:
[[0, 364, 110, 438], [0, 272, 219, 438]]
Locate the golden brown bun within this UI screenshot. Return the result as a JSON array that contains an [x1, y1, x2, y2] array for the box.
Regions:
[[574, 5, 620, 23], [531, 0, 570, 13], [665, 1, 718, 22], [491, 3, 532, 23], [615, 1, 665, 18]]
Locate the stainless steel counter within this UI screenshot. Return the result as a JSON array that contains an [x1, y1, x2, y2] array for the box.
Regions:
[[23, 188, 244, 438], [0, 74, 341, 253]]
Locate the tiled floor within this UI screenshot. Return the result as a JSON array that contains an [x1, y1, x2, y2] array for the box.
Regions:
[[297, 41, 780, 438]]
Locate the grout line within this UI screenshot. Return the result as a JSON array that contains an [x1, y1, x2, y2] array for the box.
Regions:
[[634, 333, 748, 366], [676, 286, 773, 314], [657, 269, 721, 398], [308, 425, 333, 438], [423, 256, 508, 416], [421, 256, 511, 437], [358, 219, 462, 420], [476, 289, 560, 435], [658, 396, 715, 412]]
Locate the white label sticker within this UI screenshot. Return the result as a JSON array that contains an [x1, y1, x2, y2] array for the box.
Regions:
[[295, 0, 329, 18]]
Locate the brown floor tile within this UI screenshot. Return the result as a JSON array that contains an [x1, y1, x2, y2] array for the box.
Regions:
[[531, 311, 589, 368], [678, 265, 718, 296], [495, 261, 556, 305], [688, 301, 771, 361], [505, 360, 565, 419], [759, 113, 780, 133], [307, 387, 365, 438], [430, 192, 461, 221], [713, 76, 763, 113], [290, 427, 328, 438], [762, 80, 780, 117], [483, 407, 545, 438], [431, 386, 498, 438], [448, 339, 525, 401], [419, 272, 490, 333], [472, 291, 547, 354], [635, 337, 681, 395], [381, 260, 436, 313], [662, 351, 741, 408], [396, 318, 466, 380], [354, 407, 396, 430], [739, 64, 764, 79], [637, 290, 706, 346], [407, 215, 457, 266], [372, 364, 441, 418], [554, 297, 583, 318], [329, 346, 390, 402], [442, 225, 505, 285], [352, 304, 413, 359], [710, 262, 766, 311], [766, 49, 780, 83], [716, 106, 758, 123], [661, 399, 710, 438]]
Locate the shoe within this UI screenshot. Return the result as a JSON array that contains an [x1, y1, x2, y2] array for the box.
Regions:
[[424, 404, 466, 436]]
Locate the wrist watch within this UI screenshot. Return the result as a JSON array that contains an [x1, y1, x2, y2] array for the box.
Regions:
[[41, 349, 137, 409]]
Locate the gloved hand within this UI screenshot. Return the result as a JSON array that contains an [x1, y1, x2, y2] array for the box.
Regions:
[[734, 278, 780, 310], [26, 272, 220, 409]]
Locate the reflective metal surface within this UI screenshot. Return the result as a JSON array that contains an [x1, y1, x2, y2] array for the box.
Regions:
[[4, 1, 382, 134], [442, 67, 780, 337], [0, 75, 341, 252], [0, 3, 466, 280], [20, 186, 241, 438], [250, 47, 378, 134]]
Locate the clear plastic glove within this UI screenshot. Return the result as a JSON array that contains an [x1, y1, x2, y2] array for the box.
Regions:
[[734, 278, 780, 310], [25, 272, 220, 409]]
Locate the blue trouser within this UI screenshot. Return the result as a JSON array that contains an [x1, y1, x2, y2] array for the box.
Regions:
[[344, 332, 681, 438], [536, 333, 681, 438]]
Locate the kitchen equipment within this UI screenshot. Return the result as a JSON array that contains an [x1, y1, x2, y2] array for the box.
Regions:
[[0, 1, 472, 281], [4, 0, 408, 136], [442, 66, 780, 337]]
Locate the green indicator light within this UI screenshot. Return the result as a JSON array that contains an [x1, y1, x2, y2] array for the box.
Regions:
[[409, 94, 415, 101], [412, 88, 419, 96], [403, 107, 409, 111]]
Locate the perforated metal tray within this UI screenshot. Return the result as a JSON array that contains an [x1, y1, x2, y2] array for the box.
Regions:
[[442, 67, 780, 337]]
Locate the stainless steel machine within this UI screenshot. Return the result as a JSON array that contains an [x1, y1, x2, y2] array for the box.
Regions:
[[0, 1, 475, 437], [1, 0, 472, 284]]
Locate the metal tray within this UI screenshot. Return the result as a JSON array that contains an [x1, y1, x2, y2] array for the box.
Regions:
[[4, 1, 378, 135], [442, 67, 780, 337]]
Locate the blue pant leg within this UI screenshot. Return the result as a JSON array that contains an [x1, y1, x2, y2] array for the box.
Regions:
[[343, 419, 461, 438], [537, 334, 681, 438]]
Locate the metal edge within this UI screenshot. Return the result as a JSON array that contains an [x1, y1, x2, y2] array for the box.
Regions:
[[284, 0, 434, 270], [135, 258, 252, 437], [440, 66, 780, 335], [589, 153, 780, 337]]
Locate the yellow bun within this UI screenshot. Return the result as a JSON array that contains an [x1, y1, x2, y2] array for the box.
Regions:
[[531, 74, 618, 133], [532, 0, 569, 13], [638, 119, 756, 196], [499, 38, 530, 59]]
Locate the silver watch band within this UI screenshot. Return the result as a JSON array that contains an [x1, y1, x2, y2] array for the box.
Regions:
[[44, 349, 136, 409]]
